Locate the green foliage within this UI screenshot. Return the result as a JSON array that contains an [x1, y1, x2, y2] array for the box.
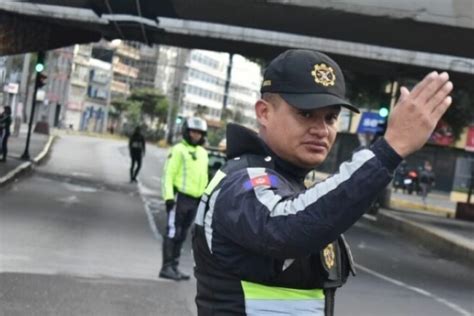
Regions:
[[444, 88, 473, 141], [129, 88, 168, 121], [345, 73, 389, 110], [125, 100, 142, 127], [207, 126, 226, 147], [110, 99, 133, 118]]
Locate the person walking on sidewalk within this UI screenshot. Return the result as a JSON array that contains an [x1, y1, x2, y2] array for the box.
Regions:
[[0, 106, 12, 162], [419, 160, 435, 205], [193, 49, 453, 315], [159, 117, 209, 281], [128, 126, 146, 182]]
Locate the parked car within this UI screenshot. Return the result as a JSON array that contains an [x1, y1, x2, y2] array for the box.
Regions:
[[206, 146, 226, 180]]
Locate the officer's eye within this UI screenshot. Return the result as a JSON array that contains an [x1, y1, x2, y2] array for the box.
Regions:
[[298, 110, 312, 119], [325, 112, 339, 124]]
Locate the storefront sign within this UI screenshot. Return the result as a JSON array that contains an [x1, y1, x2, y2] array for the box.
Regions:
[[465, 126, 474, 152]]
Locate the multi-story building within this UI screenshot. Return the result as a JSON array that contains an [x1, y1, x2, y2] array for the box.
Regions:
[[81, 58, 111, 132], [226, 54, 262, 127], [63, 44, 91, 130], [43, 47, 74, 128], [133, 44, 160, 90], [180, 49, 262, 128], [109, 40, 140, 99]]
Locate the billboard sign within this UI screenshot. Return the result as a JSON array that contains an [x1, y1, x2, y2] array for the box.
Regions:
[[356, 111, 384, 134]]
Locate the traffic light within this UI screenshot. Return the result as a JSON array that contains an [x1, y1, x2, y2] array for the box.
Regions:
[[35, 51, 45, 73], [378, 106, 389, 119], [375, 105, 389, 138], [37, 73, 48, 88], [176, 115, 183, 124]]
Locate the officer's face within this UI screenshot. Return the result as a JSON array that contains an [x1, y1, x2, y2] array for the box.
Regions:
[[257, 96, 340, 168], [189, 129, 204, 144]]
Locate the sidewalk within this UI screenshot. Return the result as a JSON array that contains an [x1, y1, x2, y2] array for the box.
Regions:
[[310, 171, 474, 266], [0, 124, 53, 186], [374, 189, 474, 266]]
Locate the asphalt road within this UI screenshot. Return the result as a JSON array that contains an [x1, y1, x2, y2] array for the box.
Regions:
[[1, 134, 473, 315]]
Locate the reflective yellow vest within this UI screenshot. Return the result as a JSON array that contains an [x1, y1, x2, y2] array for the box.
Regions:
[[162, 140, 208, 200]]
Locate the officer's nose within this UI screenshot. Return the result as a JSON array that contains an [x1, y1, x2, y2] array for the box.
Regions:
[[308, 118, 329, 137]]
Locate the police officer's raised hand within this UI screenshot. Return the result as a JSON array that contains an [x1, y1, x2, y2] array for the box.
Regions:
[[384, 71, 453, 158]]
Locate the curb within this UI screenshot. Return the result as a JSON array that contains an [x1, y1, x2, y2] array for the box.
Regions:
[[371, 210, 474, 267], [33, 134, 56, 164], [390, 198, 454, 218], [0, 135, 56, 187]]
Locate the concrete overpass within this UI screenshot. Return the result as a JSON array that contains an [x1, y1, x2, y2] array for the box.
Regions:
[[3, 0, 472, 57], [0, 1, 473, 86]]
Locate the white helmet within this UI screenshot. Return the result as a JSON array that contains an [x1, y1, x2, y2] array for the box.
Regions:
[[185, 117, 207, 133]]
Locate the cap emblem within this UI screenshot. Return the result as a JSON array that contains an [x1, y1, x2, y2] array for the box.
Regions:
[[311, 63, 336, 87], [262, 80, 272, 87]]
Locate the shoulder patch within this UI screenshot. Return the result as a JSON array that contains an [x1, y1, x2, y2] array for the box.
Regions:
[[244, 174, 278, 190]]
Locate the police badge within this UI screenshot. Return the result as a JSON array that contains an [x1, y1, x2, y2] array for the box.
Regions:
[[311, 63, 336, 87]]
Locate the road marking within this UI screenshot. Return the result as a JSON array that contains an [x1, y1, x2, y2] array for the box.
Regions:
[[356, 263, 472, 316], [57, 195, 79, 205], [137, 181, 162, 241]]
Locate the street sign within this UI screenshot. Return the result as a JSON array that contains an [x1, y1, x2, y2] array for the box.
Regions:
[[3, 82, 19, 94], [356, 111, 385, 134]]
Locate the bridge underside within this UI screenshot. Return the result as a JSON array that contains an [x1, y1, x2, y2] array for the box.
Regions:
[[1, 1, 473, 87], [3, 0, 472, 58]]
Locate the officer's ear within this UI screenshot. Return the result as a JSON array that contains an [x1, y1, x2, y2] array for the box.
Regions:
[[255, 99, 271, 127]]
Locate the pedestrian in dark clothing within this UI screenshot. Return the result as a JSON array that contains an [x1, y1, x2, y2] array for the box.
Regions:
[[393, 160, 408, 193], [129, 126, 146, 182], [193, 49, 453, 315], [0, 106, 12, 162], [419, 161, 435, 204]]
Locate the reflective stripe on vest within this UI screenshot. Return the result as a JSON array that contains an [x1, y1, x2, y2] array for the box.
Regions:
[[241, 281, 325, 316]]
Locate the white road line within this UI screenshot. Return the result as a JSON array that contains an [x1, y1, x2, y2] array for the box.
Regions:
[[356, 263, 472, 316], [116, 143, 162, 241], [138, 181, 162, 241]]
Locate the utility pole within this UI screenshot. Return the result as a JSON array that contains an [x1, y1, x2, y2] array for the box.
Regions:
[[221, 53, 233, 120], [166, 48, 187, 144]]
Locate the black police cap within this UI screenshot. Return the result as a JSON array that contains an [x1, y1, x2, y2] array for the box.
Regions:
[[260, 49, 360, 113]]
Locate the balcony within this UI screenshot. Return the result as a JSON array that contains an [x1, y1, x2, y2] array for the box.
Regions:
[[116, 44, 140, 60], [110, 80, 130, 95], [113, 59, 139, 78]]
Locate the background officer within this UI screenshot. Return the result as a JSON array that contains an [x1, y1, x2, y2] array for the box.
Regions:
[[160, 117, 209, 281]]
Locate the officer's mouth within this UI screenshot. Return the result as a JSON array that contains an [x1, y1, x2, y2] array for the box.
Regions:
[[301, 141, 328, 153]]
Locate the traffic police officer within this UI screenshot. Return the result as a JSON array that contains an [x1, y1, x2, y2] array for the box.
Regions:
[[160, 116, 209, 281], [193, 49, 453, 315]]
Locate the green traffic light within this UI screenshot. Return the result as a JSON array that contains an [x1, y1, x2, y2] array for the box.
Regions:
[[35, 63, 44, 72], [379, 107, 389, 118]]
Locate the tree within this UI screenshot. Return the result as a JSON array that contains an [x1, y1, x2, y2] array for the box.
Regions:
[[110, 99, 131, 118], [345, 72, 389, 110], [126, 100, 142, 129], [129, 88, 168, 123], [444, 88, 473, 141]]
